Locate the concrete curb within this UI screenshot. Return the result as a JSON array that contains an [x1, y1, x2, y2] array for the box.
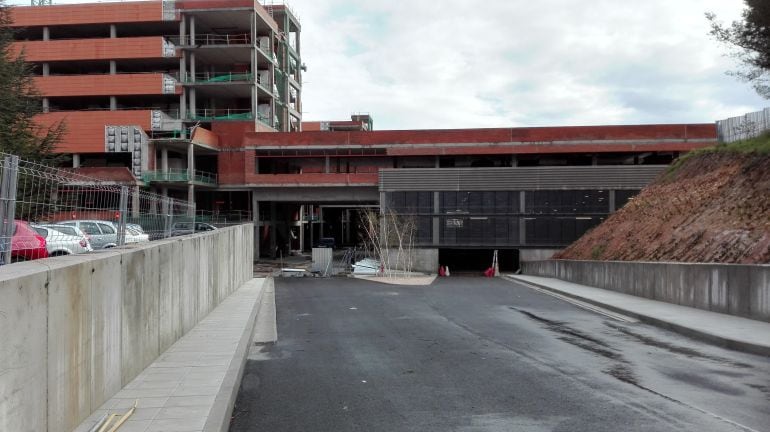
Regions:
[[505, 275, 770, 358], [203, 277, 270, 432]]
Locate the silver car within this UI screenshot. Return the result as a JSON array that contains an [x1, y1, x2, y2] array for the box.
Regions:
[[31, 225, 92, 256], [58, 220, 119, 249]]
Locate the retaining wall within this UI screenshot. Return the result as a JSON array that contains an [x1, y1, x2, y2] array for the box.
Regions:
[[0, 224, 253, 432], [522, 260, 770, 322]]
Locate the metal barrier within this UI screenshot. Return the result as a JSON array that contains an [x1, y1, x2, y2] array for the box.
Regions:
[[0, 152, 196, 265], [716, 108, 770, 143]]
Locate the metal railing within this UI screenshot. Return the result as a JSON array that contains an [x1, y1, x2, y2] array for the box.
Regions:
[[142, 169, 218, 185], [189, 109, 253, 121], [0, 153, 197, 266], [183, 72, 254, 83]]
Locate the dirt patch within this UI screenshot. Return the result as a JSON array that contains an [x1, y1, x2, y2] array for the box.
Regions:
[[556, 152, 770, 264]]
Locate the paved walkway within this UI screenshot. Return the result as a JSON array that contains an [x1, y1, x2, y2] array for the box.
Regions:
[[508, 275, 770, 357], [74, 278, 267, 432]]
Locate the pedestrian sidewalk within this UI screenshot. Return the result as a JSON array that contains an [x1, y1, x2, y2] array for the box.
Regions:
[[73, 278, 269, 432], [507, 275, 770, 357]]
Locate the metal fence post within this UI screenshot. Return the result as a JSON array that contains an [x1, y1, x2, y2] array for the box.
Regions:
[[117, 186, 128, 246], [0, 156, 20, 265]]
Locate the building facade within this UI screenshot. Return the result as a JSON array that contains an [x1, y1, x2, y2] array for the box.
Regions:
[[11, 1, 720, 269]]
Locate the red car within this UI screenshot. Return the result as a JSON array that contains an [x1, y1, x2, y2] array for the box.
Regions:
[[6, 220, 48, 263]]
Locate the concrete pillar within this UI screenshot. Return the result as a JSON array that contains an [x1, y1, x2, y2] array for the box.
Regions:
[[511, 154, 518, 167], [161, 187, 168, 197], [252, 193, 260, 260], [432, 191, 440, 245], [110, 60, 116, 75], [190, 52, 196, 82], [190, 88, 197, 117], [42, 63, 49, 76], [318, 206, 324, 239], [110, 24, 117, 38], [190, 15, 196, 44], [179, 13, 187, 45], [299, 205, 305, 252], [43, 26, 50, 41], [187, 142, 195, 178], [592, 155, 599, 166], [609, 190, 617, 212], [187, 184, 195, 216], [325, 155, 330, 174], [180, 88, 187, 120], [270, 202, 277, 258], [434, 156, 440, 168], [72, 154, 80, 168], [161, 148, 168, 173], [519, 191, 526, 246], [42, 98, 49, 113], [110, 97, 117, 111]]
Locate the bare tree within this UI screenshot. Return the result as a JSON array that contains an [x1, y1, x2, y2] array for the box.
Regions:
[[359, 209, 417, 277]]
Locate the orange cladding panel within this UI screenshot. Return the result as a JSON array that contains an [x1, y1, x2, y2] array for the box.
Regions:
[[12, 37, 174, 62], [35, 111, 152, 154], [10, 2, 168, 27], [34, 74, 179, 97]]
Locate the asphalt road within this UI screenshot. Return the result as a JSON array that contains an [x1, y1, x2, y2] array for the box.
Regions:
[[230, 277, 770, 432]]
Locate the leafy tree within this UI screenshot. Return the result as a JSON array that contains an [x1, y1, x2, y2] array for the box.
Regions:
[[0, 0, 63, 161]]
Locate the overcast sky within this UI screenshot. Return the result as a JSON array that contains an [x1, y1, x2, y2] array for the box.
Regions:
[[12, 0, 769, 129]]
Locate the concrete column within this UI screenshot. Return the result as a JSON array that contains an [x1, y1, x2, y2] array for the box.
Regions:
[[42, 63, 50, 76], [110, 60, 116, 75], [324, 155, 330, 174], [187, 184, 195, 216], [432, 191, 440, 245], [42, 98, 49, 113], [180, 88, 187, 120], [190, 52, 196, 82], [72, 154, 80, 168], [519, 191, 526, 246], [299, 205, 305, 252], [318, 206, 324, 239], [609, 190, 617, 212], [161, 187, 168, 197], [179, 13, 187, 45], [110, 96, 117, 111], [434, 156, 440, 168], [511, 154, 518, 167], [270, 202, 277, 258], [592, 155, 599, 166], [252, 193, 260, 260], [161, 148, 168, 173], [190, 15, 196, 44], [187, 142, 195, 179], [190, 88, 197, 117], [43, 26, 50, 41], [110, 24, 117, 38]]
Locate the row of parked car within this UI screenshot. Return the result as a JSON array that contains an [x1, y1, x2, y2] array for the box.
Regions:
[[4, 219, 217, 264]]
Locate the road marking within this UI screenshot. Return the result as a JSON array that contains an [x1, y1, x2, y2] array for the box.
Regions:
[[504, 276, 638, 323]]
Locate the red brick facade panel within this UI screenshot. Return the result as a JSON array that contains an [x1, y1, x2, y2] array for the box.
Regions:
[[35, 111, 152, 153], [385, 142, 716, 156], [191, 127, 220, 147], [10, 2, 167, 27], [243, 124, 717, 148], [211, 122, 256, 148], [13, 37, 175, 62], [34, 74, 179, 97]]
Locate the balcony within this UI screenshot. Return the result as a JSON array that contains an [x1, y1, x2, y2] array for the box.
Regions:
[[189, 109, 253, 121], [142, 169, 218, 186]]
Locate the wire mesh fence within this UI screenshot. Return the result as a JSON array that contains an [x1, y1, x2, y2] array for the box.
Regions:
[[0, 152, 198, 266]]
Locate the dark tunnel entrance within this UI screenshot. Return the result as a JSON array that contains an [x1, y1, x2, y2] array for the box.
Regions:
[[438, 249, 520, 275]]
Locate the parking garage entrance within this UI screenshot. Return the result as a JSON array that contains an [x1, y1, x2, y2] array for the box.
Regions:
[[438, 249, 520, 274]]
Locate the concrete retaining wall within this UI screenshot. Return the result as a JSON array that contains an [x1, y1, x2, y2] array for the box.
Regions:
[[385, 248, 439, 274], [0, 224, 253, 432], [522, 260, 770, 322]]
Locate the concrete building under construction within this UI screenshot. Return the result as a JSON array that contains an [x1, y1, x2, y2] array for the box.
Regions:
[[10, 0, 720, 271]]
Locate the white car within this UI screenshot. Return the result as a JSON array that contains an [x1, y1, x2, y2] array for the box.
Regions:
[[32, 225, 93, 256], [125, 227, 150, 244]]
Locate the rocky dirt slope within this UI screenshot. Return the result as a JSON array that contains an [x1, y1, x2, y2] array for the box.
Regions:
[[556, 147, 770, 264]]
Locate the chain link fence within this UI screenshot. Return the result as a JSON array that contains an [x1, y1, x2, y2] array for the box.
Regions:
[[0, 152, 197, 266]]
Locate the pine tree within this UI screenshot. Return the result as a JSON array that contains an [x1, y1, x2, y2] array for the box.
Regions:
[[0, 0, 63, 161]]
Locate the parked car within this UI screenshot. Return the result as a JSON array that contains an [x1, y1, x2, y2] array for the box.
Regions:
[[316, 237, 336, 249], [125, 227, 150, 244], [31, 225, 92, 256], [1, 220, 49, 263], [58, 220, 118, 249], [170, 222, 217, 236], [41, 224, 92, 250]]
